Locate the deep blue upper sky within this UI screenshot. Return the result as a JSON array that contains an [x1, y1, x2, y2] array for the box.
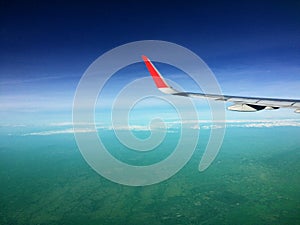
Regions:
[[1, 0, 300, 124], [1, 0, 299, 77]]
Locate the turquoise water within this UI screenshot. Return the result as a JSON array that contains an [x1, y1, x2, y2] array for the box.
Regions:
[[0, 127, 300, 224]]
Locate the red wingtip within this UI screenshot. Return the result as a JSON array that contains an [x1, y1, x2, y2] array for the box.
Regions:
[[142, 55, 169, 88], [142, 55, 149, 62]]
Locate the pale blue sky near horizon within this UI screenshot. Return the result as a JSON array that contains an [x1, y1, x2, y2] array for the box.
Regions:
[[1, 1, 300, 126]]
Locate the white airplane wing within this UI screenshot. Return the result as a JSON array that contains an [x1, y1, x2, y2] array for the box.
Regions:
[[142, 55, 300, 113]]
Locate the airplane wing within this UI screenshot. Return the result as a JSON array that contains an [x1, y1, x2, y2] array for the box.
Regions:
[[142, 55, 300, 113]]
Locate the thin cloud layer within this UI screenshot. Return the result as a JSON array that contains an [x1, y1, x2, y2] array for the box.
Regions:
[[18, 119, 300, 136]]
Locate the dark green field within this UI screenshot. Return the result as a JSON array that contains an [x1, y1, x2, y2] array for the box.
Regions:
[[1, 127, 299, 225]]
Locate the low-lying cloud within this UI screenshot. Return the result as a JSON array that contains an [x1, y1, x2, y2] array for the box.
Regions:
[[16, 119, 300, 136]]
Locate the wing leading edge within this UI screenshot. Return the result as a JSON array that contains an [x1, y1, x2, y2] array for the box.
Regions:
[[142, 55, 300, 113]]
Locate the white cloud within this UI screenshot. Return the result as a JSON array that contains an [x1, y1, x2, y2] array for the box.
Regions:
[[162, 119, 300, 129], [13, 118, 300, 136], [227, 120, 300, 128], [22, 128, 96, 136]]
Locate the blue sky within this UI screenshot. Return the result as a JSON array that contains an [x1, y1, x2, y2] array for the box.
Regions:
[[1, 0, 300, 126]]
